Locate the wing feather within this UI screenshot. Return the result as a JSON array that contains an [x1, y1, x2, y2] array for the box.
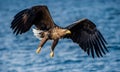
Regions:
[[11, 5, 55, 35], [65, 18, 108, 58]]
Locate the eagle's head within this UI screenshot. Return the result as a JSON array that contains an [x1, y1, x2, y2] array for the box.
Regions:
[[57, 28, 71, 38]]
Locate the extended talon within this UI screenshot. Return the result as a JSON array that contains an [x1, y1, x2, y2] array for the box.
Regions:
[[50, 51, 54, 58], [36, 47, 41, 54]]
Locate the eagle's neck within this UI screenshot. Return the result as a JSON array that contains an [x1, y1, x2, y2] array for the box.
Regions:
[[49, 27, 67, 40]]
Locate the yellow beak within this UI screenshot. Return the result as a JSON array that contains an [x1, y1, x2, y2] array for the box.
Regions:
[[66, 30, 71, 34]]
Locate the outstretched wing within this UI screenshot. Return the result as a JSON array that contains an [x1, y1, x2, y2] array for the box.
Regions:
[[11, 5, 55, 35], [65, 18, 108, 58]]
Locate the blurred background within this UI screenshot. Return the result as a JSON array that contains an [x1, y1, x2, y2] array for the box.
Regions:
[[0, 0, 120, 72]]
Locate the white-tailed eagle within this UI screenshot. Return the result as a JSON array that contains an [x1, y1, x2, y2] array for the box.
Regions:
[[11, 5, 108, 58]]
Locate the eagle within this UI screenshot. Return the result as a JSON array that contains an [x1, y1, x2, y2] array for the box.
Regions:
[[11, 5, 108, 58]]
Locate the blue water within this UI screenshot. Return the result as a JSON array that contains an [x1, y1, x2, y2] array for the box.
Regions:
[[0, 0, 120, 72]]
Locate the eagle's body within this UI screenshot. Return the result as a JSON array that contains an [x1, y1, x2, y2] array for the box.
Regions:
[[11, 5, 108, 58], [33, 27, 68, 40]]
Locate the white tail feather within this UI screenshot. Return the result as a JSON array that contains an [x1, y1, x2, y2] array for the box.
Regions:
[[32, 28, 43, 40]]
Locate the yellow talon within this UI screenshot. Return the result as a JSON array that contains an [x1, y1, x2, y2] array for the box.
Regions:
[[50, 51, 54, 58], [36, 47, 41, 54]]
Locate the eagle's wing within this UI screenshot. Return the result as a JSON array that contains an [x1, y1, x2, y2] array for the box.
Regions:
[[65, 18, 108, 58], [11, 5, 55, 35]]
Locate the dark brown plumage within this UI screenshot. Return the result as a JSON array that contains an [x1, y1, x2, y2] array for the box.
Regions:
[[11, 5, 108, 58]]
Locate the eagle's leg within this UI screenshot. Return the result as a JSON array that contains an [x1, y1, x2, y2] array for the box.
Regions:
[[36, 37, 48, 54], [50, 39, 59, 58]]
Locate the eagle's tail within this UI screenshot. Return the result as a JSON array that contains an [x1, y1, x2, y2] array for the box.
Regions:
[[32, 28, 43, 40]]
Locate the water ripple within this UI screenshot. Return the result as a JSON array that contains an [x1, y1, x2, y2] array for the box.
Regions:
[[0, 0, 120, 72]]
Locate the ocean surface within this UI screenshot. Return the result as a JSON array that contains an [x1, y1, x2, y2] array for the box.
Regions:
[[0, 0, 120, 72]]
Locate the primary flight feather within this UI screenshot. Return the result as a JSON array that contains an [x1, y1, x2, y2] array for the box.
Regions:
[[11, 5, 108, 58]]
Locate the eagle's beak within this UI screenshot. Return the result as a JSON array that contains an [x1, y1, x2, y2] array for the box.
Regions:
[[66, 30, 71, 34]]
